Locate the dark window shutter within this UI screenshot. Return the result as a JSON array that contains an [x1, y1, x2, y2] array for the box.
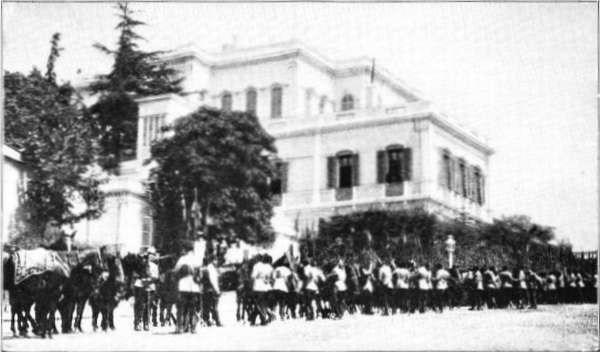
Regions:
[[352, 153, 360, 186], [281, 162, 289, 193], [452, 158, 460, 193], [327, 156, 337, 189], [376, 150, 387, 184], [402, 148, 412, 181], [470, 166, 476, 201], [479, 175, 485, 205], [449, 157, 455, 192]]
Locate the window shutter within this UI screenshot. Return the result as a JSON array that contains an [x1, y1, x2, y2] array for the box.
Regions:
[[376, 150, 387, 184], [281, 162, 289, 193], [438, 151, 446, 188], [327, 156, 337, 189], [352, 153, 360, 186], [470, 166, 477, 201], [479, 175, 485, 205], [402, 148, 412, 181]]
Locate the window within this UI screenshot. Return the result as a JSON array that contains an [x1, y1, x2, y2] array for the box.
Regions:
[[386, 148, 403, 183], [341, 94, 354, 111], [338, 155, 353, 188], [319, 96, 327, 114], [143, 114, 166, 146], [327, 152, 359, 189], [270, 161, 289, 195], [221, 91, 232, 112], [377, 146, 412, 184], [440, 150, 453, 191], [246, 88, 257, 115], [142, 215, 153, 247], [142, 116, 148, 146], [271, 85, 282, 118]]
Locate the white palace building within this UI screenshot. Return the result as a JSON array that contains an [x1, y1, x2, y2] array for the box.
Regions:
[[73, 40, 493, 253]]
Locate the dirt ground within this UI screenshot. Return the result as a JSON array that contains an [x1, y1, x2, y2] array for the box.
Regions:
[[2, 292, 598, 351]]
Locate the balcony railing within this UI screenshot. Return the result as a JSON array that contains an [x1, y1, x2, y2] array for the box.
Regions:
[[335, 187, 353, 201]]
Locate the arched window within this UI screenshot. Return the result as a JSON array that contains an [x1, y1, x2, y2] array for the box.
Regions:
[[271, 85, 282, 118], [341, 94, 354, 111], [246, 88, 257, 115], [319, 96, 327, 114], [221, 91, 232, 112]]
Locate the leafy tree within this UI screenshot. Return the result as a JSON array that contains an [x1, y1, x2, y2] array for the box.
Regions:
[[4, 33, 104, 247], [89, 2, 181, 172], [149, 107, 277, 251], [317, 209, 569, 271]]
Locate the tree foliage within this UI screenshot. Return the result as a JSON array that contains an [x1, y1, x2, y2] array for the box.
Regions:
[[315, 209, 573, 271], [149, 107, 277, 252], [89, 2, 181, 172], [4, 33, 105, 246]]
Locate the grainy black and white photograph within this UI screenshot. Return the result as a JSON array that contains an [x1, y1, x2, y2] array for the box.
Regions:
[[1, 1, 598, 351]]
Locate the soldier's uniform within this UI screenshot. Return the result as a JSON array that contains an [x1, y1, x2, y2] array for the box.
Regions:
[[133, 248, 159, 331], [173, 247, 201, 334], [201, 257, 222, 327]]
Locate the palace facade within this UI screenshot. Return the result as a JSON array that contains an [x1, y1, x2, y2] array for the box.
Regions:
[[74, 40, 493, 253]]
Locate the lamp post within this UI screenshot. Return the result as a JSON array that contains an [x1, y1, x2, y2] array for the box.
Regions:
[[445, 235, 456, 268]]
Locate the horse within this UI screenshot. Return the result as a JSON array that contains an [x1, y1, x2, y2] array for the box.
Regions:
[[4, 249, 69, 338], [89, 251, 125, 331], [3, 254, 37, 336], [57, 249, 106, 333]]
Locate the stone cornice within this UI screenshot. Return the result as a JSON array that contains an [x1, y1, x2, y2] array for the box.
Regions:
[[268, 111, 493, 156]]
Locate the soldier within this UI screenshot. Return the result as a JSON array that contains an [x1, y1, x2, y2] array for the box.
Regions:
[[272, 260, 292, 320], [378, 259, 393, 315], [498, 266, 514, 308], [173, 242, 201, 333], [250, 254, 273, 325], [432, 263, 450, 313], [303, 258, 324, 320], [513, 267, 527, 309], [416, 263, 431, 313], [483, 266, 498, 309], [133, 247, 159, 331], [201, 255, 222, 327], [331, 258, 348, 319], [393, 261, 410, 313], [526, 268, 543, 309]]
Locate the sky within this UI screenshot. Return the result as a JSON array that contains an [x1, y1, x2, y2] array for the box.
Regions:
[[3, 2, 597, 250]]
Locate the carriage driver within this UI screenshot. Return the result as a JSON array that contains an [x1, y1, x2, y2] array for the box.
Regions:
[[133, 246, 159, 331]]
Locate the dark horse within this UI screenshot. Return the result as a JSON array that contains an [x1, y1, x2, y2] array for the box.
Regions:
[[89, 250, 125, 331], [3, 253, 37, 336], [57, 249, 106, 333], [4, 251, 68, 338]]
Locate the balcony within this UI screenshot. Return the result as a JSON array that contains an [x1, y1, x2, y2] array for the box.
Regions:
[[335, 187, 353, 201], [280, 182, 415, 209]]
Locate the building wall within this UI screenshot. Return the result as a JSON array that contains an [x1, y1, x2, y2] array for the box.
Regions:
[[72, 192, 149, 254], [2, 151, 26, 242], [210, 59, 296, 120]]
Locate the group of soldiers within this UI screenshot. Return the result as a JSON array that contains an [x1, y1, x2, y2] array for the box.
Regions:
[[131, 242, 222, 333], [130, 244, 598, 332], [241, 253, 598, 325]]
